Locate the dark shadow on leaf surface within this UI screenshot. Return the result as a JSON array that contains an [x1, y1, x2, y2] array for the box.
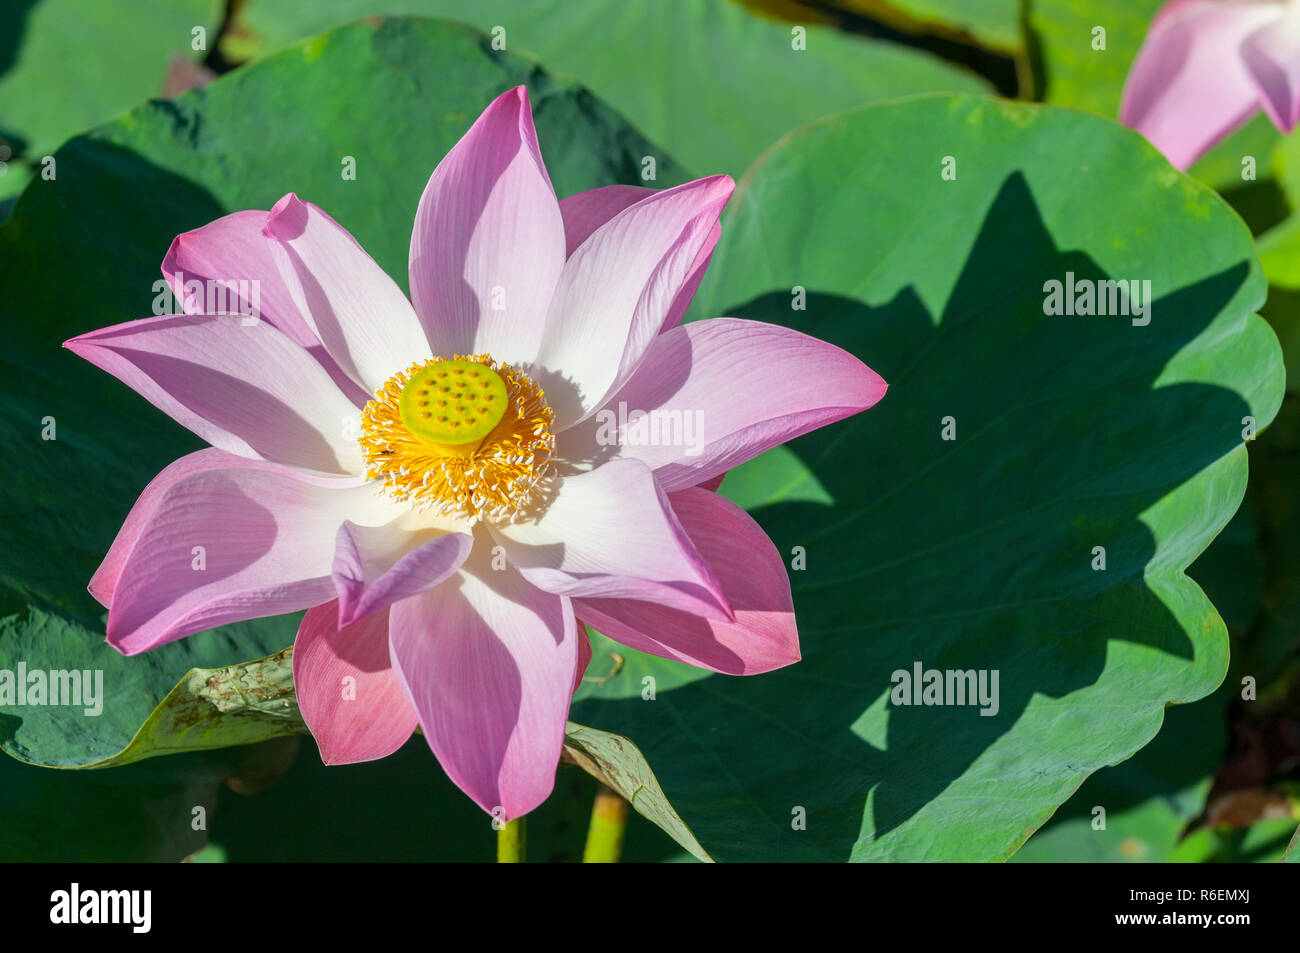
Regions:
[[574, 172, 1254, 859], [0, 140, 228, 627]]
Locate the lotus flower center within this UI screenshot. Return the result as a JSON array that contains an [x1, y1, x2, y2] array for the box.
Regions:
[[398, 359, 509, 444], [359, 354, 555, 522]]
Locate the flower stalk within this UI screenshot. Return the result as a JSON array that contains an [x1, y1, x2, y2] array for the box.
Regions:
[[582, 784, 629, 863], [497, 816, 526, 863]]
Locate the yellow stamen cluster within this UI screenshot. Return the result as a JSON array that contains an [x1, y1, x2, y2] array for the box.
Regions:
[[360, 354, 555, 521]]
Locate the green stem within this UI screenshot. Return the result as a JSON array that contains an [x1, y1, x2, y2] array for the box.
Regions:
[[582, 784, 629, 863], [497, 815, 526, 863]]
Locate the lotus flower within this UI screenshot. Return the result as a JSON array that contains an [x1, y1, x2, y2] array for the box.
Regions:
[[1121, 0, 1300, 169], [64, 87, 887, 819]]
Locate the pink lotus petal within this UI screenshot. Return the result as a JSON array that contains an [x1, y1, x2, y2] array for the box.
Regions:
[[388, 541, 578, 819], [573, 619, 592, 696], [89, 448, 253, 608], [1241, 3, 1300, 132], [105, 462, 390, 655], [536, 174, 734, 428], [665, 220, 720, 332], [163, 210, 369, 404], [490, 458, 732, 620], [558, 184, 653, 255], [64, 313, 365, 475], [67, 85, 895, 817], [576, 487, 799, 675], [696, 472, 727, 492], [293, 601, 418, 765], [559, 185, 721, 333], [1150, 0, 1204, 32], [264, 193, 430, 392], [561, 318, 886, 492], [408, 86, 565, 365], [164, 211, 310, 345], [333, 521, 472, 626], [1120, 0, 1280, 169]]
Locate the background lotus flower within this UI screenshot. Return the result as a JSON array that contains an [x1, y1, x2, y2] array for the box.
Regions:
[[1121, 0, 1300, 168], [62, 86, 886, 821]]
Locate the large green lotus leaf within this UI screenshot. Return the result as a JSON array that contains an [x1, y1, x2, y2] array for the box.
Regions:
[[220, 0, 990, 178], [1011, 686, 1225, 862], [571, 95, 1284, 861], [0, 610, 294, 767], [1028, 0, 1281, 196], [1014, 458, 1272, 864], [0, 736, 299, 861], [0, 0, 223, 199], [1017, 404, 1297, 866], [0, 17, 689, 768], [0, 753, 216, 861], [1285, 825, 1300, 861]]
